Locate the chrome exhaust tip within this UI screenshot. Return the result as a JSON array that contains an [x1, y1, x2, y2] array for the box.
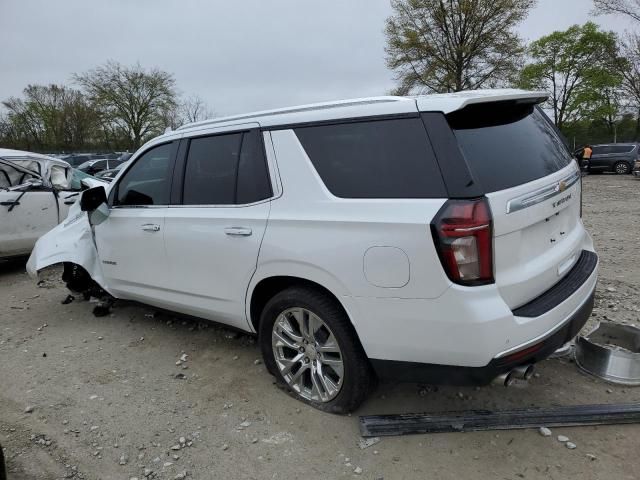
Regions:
[[513, 364, 535, 381], [493, 371, 516, 387]]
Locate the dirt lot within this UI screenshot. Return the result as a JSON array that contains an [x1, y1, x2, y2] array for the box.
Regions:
[[1, 173, 640, 480]]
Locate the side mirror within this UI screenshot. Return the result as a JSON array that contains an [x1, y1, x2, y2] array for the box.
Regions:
[[80, 186, 107, 212]]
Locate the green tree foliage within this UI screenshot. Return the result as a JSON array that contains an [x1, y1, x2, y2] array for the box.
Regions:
[[1, 84, 100, 152], [385, 0, 535, 94], [74, 61, 177, 149], [519, 22, 621, 130]]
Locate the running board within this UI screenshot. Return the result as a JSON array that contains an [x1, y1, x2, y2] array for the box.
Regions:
[[359, 403, 640, 437]]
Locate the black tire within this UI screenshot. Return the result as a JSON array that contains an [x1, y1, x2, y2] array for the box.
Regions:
[[259, 286, 375, 414], [614, 161, 631, 175]]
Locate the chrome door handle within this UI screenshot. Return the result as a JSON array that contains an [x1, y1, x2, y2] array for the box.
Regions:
[[224, 227, 252, 237], [141, 223, 160, 232]]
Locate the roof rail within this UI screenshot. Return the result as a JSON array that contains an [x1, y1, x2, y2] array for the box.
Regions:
[[176, 96, 405, 131]]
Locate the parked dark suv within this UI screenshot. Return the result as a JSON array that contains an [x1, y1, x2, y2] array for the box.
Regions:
[[587, 144, 638, 174]]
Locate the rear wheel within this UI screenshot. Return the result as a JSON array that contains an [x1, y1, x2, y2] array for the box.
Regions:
[[259, 287, 374, 413], [614, 161, 631, 174]]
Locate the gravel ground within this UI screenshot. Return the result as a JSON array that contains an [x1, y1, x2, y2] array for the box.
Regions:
[[1, 173, 639, 480]]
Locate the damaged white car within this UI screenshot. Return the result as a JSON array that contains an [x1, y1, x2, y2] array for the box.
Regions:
[[27, 92, 598, 413], [0, 148, 105, 259]]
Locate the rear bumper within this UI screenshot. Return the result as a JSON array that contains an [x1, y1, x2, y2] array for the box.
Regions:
[[370, 289, 594, 385], [354, 249, 598, 385]]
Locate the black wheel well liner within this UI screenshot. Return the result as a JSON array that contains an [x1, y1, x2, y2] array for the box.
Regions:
[[249, 276, 349, 333]]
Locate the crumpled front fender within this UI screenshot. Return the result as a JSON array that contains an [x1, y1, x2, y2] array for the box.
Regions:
[[26, 202, 112, 294]]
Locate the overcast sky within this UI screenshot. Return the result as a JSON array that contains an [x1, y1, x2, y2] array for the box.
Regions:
[[1, 0, 637, 117]]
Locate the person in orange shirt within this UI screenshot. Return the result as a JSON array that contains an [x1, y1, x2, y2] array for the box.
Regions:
[[583, 144, 593, 160]]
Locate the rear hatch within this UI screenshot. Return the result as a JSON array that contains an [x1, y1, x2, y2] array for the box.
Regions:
[[446, 102, 587, 310]]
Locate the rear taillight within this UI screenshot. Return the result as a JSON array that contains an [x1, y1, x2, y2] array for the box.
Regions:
[[431, 198, 494, 286]]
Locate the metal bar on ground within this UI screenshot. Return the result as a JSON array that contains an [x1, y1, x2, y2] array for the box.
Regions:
[[359, 403, 640, 437]]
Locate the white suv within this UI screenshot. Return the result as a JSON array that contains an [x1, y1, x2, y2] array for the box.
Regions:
[[28, 89, 598, 413]]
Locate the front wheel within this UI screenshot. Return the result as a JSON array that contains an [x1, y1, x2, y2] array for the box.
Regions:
[[259, 287, 374, 413], [614, 162, 631, 174]]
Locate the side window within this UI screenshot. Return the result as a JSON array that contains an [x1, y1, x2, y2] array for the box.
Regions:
[[612, 145, 633, 154], [182, 130, 272, 205], [295, 118, 447, 198], [94, 160, 107, 171], [183, 133, 242, 205], [115, 143, 173, 206], [600, 146, 613, 154], [237, 130, 272, 204]]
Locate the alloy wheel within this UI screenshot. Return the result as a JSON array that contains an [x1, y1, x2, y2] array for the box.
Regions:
[[271, 307, 344, 402], [616, 163, 630, 174]]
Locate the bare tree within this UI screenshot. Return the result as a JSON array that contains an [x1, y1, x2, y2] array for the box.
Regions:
[[594, 0, 640, 22], [74, 61, 177, 149], [385, 0, 535, 94], [180, 95, 213, 124]]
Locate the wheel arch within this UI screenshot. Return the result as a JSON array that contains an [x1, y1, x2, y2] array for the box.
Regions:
[[247, 273, 355, 335]]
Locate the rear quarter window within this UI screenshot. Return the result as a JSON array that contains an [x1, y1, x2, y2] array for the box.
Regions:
[[447, 104, 572, 193], [294, 118, 447, 198], [611, 145, 634, 154]]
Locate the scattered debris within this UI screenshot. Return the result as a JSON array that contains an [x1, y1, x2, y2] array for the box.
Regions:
[[557, 435, 570, 442], [566, 442, 577, 449], [61, 294, 75, 305], [354, 466, 363, 475], [539, 427, 552, 437], [24, 405, 34, 414], [358, 437, 381, 449], [119, 454, 128, 465], [92, 303, 111, 317]]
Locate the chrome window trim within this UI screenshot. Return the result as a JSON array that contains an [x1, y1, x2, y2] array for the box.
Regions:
[[506, 169, 581, 214]]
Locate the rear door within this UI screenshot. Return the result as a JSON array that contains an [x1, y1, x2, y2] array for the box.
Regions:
[[163, 127, 272, 329], [443, 102, 589, 310], [589, 145, 606, 170]]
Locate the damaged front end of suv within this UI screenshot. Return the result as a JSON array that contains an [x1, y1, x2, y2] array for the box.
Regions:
[[27, 188, 113, 306]]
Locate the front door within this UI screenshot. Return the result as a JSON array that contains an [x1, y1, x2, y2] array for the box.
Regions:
[[163, 129, 273, 329], [94, 141, 178, 304]]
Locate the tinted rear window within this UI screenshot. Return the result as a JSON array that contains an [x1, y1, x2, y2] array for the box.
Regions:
[[448, 105, 571, 193], [610, 145, 634, 154], [294, 118, 447, 198]]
